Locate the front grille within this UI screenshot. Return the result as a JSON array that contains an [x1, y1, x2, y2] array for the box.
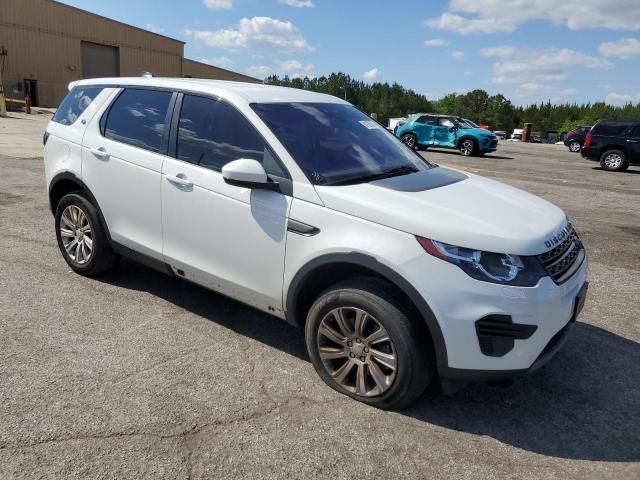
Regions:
[[538, 224, 584, 284], [490, 140, 498, 148]]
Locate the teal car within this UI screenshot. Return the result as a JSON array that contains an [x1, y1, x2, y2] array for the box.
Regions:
[[396, 114, 498, 156]]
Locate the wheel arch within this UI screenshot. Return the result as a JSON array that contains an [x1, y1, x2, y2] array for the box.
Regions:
[[48, 172, 112, 241], [456, 135, 477, 148], [285, 252, 448, 370]]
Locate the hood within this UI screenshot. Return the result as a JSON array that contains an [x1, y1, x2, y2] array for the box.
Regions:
[[315, 167, 566, 256], [460, 127, 495, 137]]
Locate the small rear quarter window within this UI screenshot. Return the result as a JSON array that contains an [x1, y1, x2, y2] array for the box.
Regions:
[[52, 86, 104, 125]]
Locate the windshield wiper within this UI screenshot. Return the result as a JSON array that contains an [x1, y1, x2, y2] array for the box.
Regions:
[[326, 166, 419, 186]]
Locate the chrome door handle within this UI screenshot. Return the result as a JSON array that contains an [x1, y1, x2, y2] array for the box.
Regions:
[[90, 147, 109, 159], [627, 139, 638, 143], [166, 174, 193, 187]]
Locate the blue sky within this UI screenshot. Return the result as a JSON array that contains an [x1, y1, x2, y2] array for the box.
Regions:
[[58, 0, 640, 105]]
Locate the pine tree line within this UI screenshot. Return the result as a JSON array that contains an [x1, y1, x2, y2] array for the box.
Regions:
[[264, 73, 640, 134]]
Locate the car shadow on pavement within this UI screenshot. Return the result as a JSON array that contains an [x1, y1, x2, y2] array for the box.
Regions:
[[403, 323, 640, 462], [425, 149, 514, 160], [591, 166, 640, 174], [99, 259, 309, 361], [99, 260, 639, 463]]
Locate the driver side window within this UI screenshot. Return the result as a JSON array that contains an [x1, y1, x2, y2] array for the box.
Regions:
[[439, 118, 455, 128], [176, 94, 286, 177]]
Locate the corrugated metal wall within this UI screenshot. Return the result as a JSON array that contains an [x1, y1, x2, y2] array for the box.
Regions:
[[182, 59, 261, 84], [0, 0, 184, 106]]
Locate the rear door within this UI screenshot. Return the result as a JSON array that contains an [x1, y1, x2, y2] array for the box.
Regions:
[[82, 87, 175, 259], [161, 93, 292, 313]]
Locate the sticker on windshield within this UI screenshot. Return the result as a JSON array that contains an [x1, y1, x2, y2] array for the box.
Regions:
[[359, 120, 381, 130]]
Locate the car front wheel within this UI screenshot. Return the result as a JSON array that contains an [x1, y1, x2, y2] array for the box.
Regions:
[[600, 149, 629, 172], [459, 139, 476, 156], [568, 141, 581, 152], [305, 278, 434, 410]]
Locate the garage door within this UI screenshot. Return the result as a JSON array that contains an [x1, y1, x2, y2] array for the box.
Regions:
[[81, 41, 119, 79]]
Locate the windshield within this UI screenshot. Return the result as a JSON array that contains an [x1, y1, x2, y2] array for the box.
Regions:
[[457, 118, 478, 129], [251, 102, 432, 185]]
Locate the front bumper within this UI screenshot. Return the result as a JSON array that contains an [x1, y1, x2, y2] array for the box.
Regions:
[[401, 249, 589, 376]]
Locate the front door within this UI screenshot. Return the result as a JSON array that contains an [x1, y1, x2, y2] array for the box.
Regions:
[[628, 123, 640, 163], [161, 93, 292, 313], [432, 118, 457, 148]]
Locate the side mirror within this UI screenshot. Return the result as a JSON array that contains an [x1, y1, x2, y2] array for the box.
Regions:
[[449, 126, 458, 132], [222, 159, 278, 190]]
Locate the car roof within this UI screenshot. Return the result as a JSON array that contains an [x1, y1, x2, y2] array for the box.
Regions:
[[69, 77, 348, 105]]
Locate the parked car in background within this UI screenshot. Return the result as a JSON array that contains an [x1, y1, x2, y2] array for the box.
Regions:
[[581, 119, 640, 171], [510, 128, 523, 141], [388, 117, 407, 133], [494, 131, 507, 140], [564, 126, 592, 152], [396, 114, 498, 156]]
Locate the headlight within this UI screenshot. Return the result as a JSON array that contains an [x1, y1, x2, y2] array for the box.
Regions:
[[416, 237, 546, 286]]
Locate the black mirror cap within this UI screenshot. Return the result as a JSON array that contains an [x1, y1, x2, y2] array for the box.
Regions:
[[223, 177, 280, 191]]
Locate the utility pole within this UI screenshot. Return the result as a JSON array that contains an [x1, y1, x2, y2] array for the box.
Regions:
[[0, 45, 7, 118]]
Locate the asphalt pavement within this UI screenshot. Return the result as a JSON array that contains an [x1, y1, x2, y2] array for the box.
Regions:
[[0, 125, 638, 479]]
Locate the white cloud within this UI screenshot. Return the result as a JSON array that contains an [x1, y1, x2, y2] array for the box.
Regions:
[[599, 38, 640, 59], [560, 88, 578, 96], [247, 65, 274, 78], [145, 24, 164, 34], [424, 0, 640, 34], [276, 59, 316, 78], [604, 92, 640, 104], [199, 56, 234, 68], [517, 82, 544, 94], [203, 0, 233, 9], [424, 38, 448, 47], [486, 47, 610, 84], [451, 50, 465, 60], [363, 68, 381, 81], [192, 17, 313, 52], [278, 0, 314, 7], [479, 46, 515, 57]]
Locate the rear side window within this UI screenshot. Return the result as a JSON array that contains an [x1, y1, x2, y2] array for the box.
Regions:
[[104, 88, 172, 153], [52, 86, 103, 125], [176, 94, 286, 177], [593, 122, 631, 136]]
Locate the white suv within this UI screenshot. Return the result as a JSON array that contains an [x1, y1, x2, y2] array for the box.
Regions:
[[44, 77, 589, 410]]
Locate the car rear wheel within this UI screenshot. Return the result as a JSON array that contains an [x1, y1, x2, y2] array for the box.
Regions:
[[305, 278, 434, 410], [401, 133, 417, 150], [459, 139, 476, 156], [55, 192, 119, 276], [568, 141, 581, 153], [600, 149, 629, 172]]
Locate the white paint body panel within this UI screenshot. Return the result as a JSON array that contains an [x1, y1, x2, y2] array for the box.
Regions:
[[44, 77, 589, 376]]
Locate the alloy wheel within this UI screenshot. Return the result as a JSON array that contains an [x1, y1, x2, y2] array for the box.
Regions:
[[604, 153, 622, 169], [460, 140, 474, 156], [316, 307, 397, 397], [59, 205, 94, 265], [569, 141, 581, 152], [402, 134, 416, 149]]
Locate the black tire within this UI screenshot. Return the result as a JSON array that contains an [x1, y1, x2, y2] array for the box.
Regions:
[[459, 138, 476, 156], [401, 133, 417, 150], [568, 141, 582, 153], [599, 149, 629, 172], [305, 277, 434, 410], [55, 192, 119, 276]]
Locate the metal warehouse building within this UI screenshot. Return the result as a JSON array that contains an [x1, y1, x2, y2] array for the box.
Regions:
[[0, 0, 259, 107]]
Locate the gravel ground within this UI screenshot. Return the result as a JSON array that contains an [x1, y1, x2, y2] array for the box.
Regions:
[[0, 119, 638, 479]]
